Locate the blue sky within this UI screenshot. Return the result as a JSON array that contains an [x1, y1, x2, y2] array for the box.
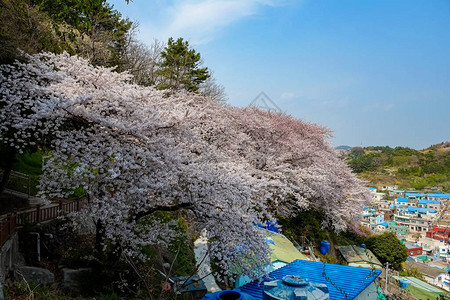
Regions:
[[109, 0, 450, 149]]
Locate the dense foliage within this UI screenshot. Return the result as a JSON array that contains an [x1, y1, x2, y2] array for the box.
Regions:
[[365, 232, 408, 270], [0, 0, 131, 65], [0, 52, 370, 280]]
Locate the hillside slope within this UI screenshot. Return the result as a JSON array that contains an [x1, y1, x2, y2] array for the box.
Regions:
[[342, 142, 450, 192]]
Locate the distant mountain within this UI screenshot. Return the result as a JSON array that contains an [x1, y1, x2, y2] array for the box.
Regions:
[[335, 145, 352, 150]]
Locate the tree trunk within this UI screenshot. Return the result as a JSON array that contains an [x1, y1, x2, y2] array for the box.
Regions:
[[95, 219, 105, 256]]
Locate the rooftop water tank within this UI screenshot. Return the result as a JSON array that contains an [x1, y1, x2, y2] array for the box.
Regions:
[[202, 289, 257, 300], [263, 275, 329, 300]]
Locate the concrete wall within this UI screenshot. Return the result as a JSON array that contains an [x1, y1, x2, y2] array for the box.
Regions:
[[0, 232, 20, 282]]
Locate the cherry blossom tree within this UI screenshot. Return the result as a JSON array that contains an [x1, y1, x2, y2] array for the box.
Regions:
[[0, 52, 370, 280]]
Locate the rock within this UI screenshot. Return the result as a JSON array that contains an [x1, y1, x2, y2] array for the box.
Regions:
[[17, 266, 55, 286], [62, 268, 92, 292]]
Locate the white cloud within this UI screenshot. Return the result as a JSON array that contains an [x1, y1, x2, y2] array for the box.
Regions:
[[280, 92, 296, 99], [136, 0, 287, 45]]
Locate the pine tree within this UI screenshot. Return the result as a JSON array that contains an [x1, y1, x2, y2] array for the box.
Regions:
[[157, 37, 210, 92]]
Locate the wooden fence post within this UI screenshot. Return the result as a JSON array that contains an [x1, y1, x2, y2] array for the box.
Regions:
[[59, 200, 63, 216], [12, 211, 16, 233], [36, 205, 41, 223], [76, 198, 80, 211]]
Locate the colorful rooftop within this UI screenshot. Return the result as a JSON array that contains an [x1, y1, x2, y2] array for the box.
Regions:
[[418, 199, 441, 205], [427, 193, 450, 198], [403, 242, 422, 250], [266, 231, 307, 264], [396, 198, 409, 202], [239, 260, 382, 300], [405, 192, 426, 197], [407, 207, 437, 214]]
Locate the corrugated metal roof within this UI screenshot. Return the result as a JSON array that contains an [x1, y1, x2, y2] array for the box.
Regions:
[[396, 198, 408, 202], [407, 206, 437, 213], [239, 260, 381, 299], [392, 276, 444, 293], [405, 193, 426, 197], [418, 200, 441, 204], [427, 193, 450, 198], [338, 245, 382, 268]]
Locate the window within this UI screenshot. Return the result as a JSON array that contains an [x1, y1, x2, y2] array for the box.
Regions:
[[410, 251, 413, 255], [418, 250, 421, 254]]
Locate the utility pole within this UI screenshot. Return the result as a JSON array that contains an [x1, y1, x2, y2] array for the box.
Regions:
[[384, 262, 389, 294]]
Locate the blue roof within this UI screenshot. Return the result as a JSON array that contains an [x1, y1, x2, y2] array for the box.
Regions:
[[418, 200, 441, 205], [369, 187, 376, 190], [427, 193, 450, 198], [405, 192, 426, 197], [379, 222, 389, 227], [396, 198, 408, 202], [407, 207, 437, 214], [239, 260, 382, 300]]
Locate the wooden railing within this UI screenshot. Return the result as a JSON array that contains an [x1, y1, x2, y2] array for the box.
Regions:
[[0, 198, 85, 247], [0, 213, 16, 248]]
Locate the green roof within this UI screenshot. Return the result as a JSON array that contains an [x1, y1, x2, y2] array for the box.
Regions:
[[393, 276, 444, 294], [229, 230, 307, 275], [266, 231, 307, 263]]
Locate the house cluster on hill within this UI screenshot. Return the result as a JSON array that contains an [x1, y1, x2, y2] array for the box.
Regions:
[[361, 187, 450, 292], [362, 189, 450, 237]]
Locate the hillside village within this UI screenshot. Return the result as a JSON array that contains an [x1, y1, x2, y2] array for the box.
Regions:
[[0, 0, 449, 299], [362, 187, 450, 295]]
